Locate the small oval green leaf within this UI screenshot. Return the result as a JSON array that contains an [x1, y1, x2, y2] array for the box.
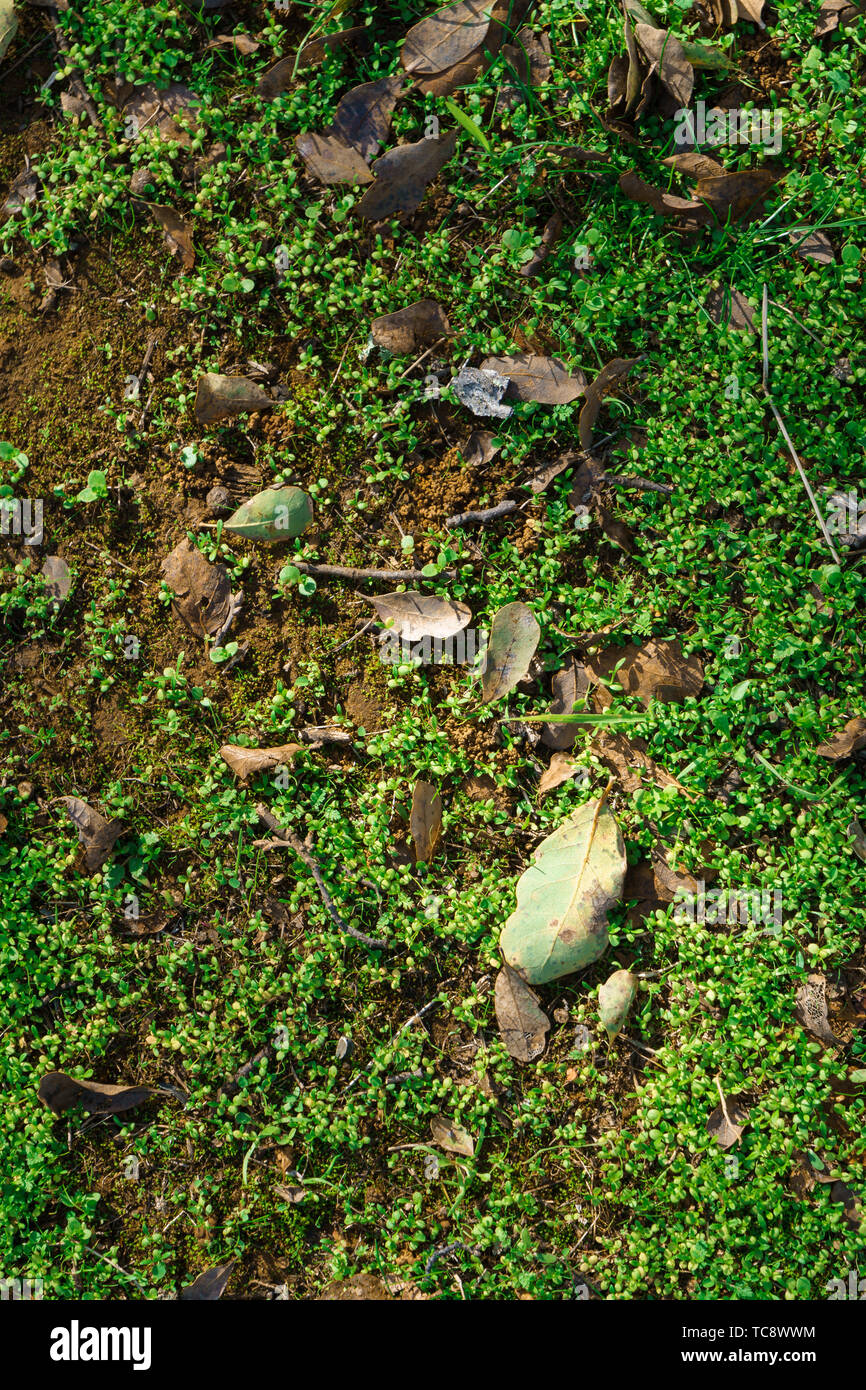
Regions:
[[224, 486, 313, 542]]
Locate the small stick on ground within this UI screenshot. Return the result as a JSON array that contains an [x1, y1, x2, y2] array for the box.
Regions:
[[445, 499, 520, 528], [294, 561, 456, 582], [601, 473, 673, 496], [254, 805, 390, 950], [760, 283, 841, 565]]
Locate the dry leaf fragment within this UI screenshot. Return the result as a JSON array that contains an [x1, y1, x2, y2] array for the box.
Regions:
[[332, 75, 404, 161], [205, 33, 261, 54], [356, 131, 458, 221], [179, 1263, 235, 1301], [815, 718, 866, 760], [578, 357, 641, 452], [694, 168, 780, 224], [814, 0, 862, 36], [480, 353, 587, 405], [38, 1071, 157, 1115], [592, 731, 691, 798], [541, 658, 590, 750], [538, 753, 586, 796], [789, 228, 835, 265], [461, 430, 500, 466], [706, 1091, 750, 1149], [410, 779, 442, 861], [160, 538, 237, 643], [846, 819, 866, 862], [371, 299, 451, 355], [598, 969, 638, 1038], [481, 601, 540, 703], [706, 285, 755, 332], [150, 204, 195, 270], [366, 591, 471, 641], [402, 0, 494, 75], [219, 744, 302, 782], [795, 973, 839, 1047], [634, 25, 693, 107], [520, 211, 563, 278], [662, 150, 725, 179], [430, 1115, 475, 1157], [123, 83, 200, 145], [41, 556, 72, 603], [619, 169, 711, 225], [58, 797, 126, 873], [194, 373, 273, 424], [494, 963, 550, 1061], [586, 637, 704, 709], [502, 28, 551, 87], [294, 132, 374, 185]]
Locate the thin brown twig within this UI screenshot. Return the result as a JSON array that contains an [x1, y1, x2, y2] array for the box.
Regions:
[[445, 499, 520, 528], [294, 561, 456, 582], [253, 805, 390, 950]]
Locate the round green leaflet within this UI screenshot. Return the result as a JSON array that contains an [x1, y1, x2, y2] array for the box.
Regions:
[[500, 796, 626, 985]]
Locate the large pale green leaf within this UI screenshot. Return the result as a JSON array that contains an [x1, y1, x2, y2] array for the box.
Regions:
[[500, 797, 626, 984], [0, 0, 17, 64], [224, 486, 313, 542], [481, 600, 540, 703]]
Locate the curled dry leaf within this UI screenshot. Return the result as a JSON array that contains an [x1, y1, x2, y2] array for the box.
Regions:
[[160, 537, 236, 643], [371, 299, 451, 355], [586, 637, 704, 709], [410, 779, 442, 861], [578, 357, 641, 451], [430, 1115, 475, 1157], [451, 365, 512, 418], [634, 25, 693, 107], [194, 373, 273, 424], [500, 796, 626, 985], [481, 601, 540, 703], [150, 204, 195, 271], [219, 743, 302, 782], [402, 0, 494, 75], [662, 150, 725, 179], [706, 286, 755, 333], [494, 963, 550, 1062], [598, 969, 638, 1039], [814, 718, 866, 760], [58, 796, 126, 873], [706, 1093, 750, 1149], [179, 1263, 235, 1301], [538, 752, 586, 797], [366, 590, 471, 641], [355, 131, 458, 221], [294, 132, 373, 185], [814, 0, 862, 36], [224, 486, 313, 542], [461, 429, 500, 465], [38, 1071, 157, 1115], [520, 211, 563, 278], [541, 658, 590, 750], [480, 353, 587, 405]]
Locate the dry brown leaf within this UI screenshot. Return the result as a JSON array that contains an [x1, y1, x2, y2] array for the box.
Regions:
[[332, 75, 404, 161], [619, 169, 711, 224], [179, 1263, 235, 1301], [205, 34, 260, 54], [356, 131, 458, 221], [194, 373, 273, 424], [706, 285, 755, 332], [410, 779, 443, 861], [294, 132, 374, 186], [502, 28, 551, 87], [371, 299, 451, 355], [662, 151, 725, 179], [58, 797, 126, 873], [479, 352, 587, 405], [123, 83, 200, 145], [578, 357, 641, 452], [366, 590, 471, 641], [694, 168, 780, 224], [795, 973, 840, 1047], [38, 1071, 157, 1115], [592, 731, 692, 797], [541, 658, 589, 749], [430, 1115, 475, 1157], [789, 228, 835, 265], [814, 0, 861, 36], [219, 743, 302, 782], [150, 204, 195, 270], [706, 1093, 750, 1149], [538, 752, 586, 796], [160, 537, 237, 642], [815, 718, 866, 760], [586, 637, 704, 709], [520, 211, 563, 278], [461, 429, 500, 465], [494, 963, 550, 1061], [634, 25, 693, 107], [402, 0, 493, 75]]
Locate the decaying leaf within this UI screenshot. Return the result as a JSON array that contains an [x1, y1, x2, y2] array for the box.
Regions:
[[706, 1092, 750, 1149], [410, 779, 442, 861], [706, 285, 755, 333], [366, 591, 471, 641], [694, 168, 780, 224], [502, 28, 551, 88], [461, 429, 500, 465], [480, 353, 587, 405], [295, 132, 374, 185], [500, 795, 626, 985], [332, 75, 404, 161], [160, 538, 237, 643], [814, 0, 862, 36], [592, 731, 692, 797], [2, 161, 39, 219], [598, 969, 638, 1038], [662, 151, 725, 179], [224, 486, 313, 542], [123, 83, 200, 145], [815, 718, 866, 760], [402, 0, 494, 75], [541, 658, 590, 750], [297, 27, 369, 69], [355, 131, 458, 221], [795, 973, 840, 1047], [494, 963, 550, 1061], [219, 744, 302, 782], [481, 601, 540, 703], [619, 169, 710, 225], [150, 204, 195, 271], [205, 33, 260, 55], [58, 797, 126, 873], [38, 1071, 157, 1115], [578, 357, 641, 451], [520, 211, 563, 278], [538, 752, 586, 796], [451, 365, 512, 418], [194, 373, 273, 424], [846, 819, 866, 862], [179, 1263, 234, 1301], [586, 637, 704, 709], [430, 1114, 475, 1157], [789, 228, 835, 265], [41, 556, 72, 603], [371, 299, 451, 355], [634, 25, 693, 107]]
